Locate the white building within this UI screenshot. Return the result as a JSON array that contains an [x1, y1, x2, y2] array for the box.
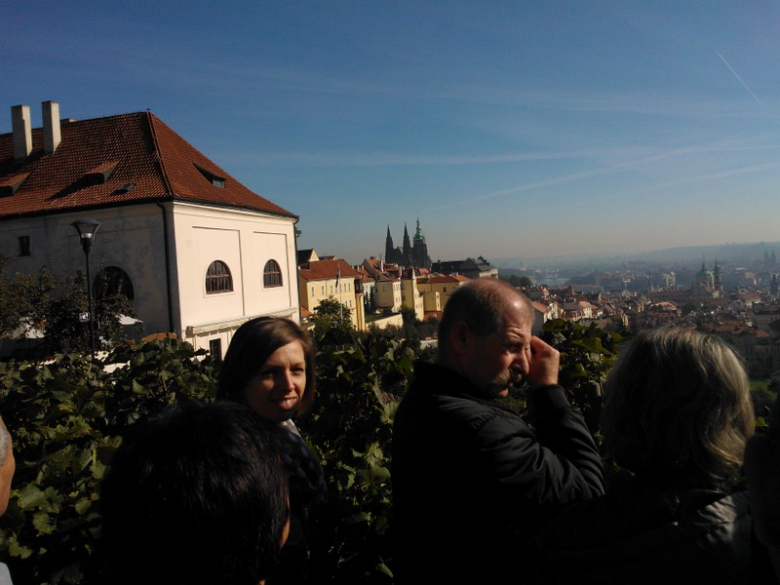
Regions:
[[0, 102, 300, 357]]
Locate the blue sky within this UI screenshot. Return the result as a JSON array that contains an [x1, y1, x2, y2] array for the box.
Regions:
[[2, 1, 779, 265]]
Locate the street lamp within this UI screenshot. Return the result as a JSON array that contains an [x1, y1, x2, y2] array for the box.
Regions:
[[72, 218, 100, 356]]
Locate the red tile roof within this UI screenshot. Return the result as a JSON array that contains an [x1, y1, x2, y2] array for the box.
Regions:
[[298, 259, 362, 282], [419, 274, 469, 285], [0, 111, 295, 219]]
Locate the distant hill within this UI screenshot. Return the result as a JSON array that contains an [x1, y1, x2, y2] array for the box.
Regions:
[[495, 241, 780, 270], [626, 242, 780, 264]]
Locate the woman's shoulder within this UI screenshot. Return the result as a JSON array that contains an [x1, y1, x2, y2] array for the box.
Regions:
[[277, 421, 327, 500], [537, 483, 752, 585]]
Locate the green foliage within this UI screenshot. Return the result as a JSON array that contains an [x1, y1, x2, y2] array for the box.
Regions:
[[312, 298, 356, 346], [536, 319, 624, 432], [751, 383, 777, 430], [299, 333, 416, 584], [44, 271, 138, 354], [0, 259, 58, 341], [0, 260, 138, 355], [0, 338, 217, 584], [0, 320, 624, 584], [499, 273, 534, 288]]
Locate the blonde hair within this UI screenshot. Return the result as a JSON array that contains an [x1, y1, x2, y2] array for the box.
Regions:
[[602, 327, 754, 486], [0, 417, 10, 469]]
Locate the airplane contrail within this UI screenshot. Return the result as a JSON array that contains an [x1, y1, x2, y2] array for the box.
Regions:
[[716, 51, 762, 105]]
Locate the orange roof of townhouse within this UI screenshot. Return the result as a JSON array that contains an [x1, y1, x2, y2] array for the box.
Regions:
[[419, 274, 470, 285], [0, 109, 295, 220], [374, 272, 400, 282], [298, 259, 362, 282]]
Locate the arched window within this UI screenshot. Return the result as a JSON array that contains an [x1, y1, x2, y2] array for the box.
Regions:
[[206, 260, 233, 294], [263, 259, 283, 288], [94, 266, 134, 300]]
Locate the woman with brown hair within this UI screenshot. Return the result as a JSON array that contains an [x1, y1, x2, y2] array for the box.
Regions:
[[218, 317, 326, 585]]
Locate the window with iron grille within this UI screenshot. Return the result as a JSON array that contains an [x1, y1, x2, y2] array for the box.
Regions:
[[263, 259, 283, 288], [18, 236, 30, 257], [94, 266, 134, 300], [206, 260, 233, 294], [209, 338, 223, 361]]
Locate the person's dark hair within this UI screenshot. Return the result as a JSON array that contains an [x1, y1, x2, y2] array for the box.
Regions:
[[437, 279, 532, 356], [602, 326, 754, 486], [218, 317, 316, 415], [101, 401, 289, 585]]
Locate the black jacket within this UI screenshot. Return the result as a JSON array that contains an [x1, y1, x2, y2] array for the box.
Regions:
[[391, 361, 605, 583], [537, 480, 753, 585]]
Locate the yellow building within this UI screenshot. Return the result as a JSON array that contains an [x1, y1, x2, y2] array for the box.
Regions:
[[400, 268, 425, 321], [362, 258, 403, 313], [298, 258, 365, 330], [417, 274, 470, 313]]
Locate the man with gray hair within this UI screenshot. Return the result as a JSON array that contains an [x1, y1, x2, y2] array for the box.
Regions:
[[0, 416, 15, 585], [392, 279, 604, 583]]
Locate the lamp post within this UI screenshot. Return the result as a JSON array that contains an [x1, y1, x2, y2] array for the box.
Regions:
[[72, 218, 100, 357]]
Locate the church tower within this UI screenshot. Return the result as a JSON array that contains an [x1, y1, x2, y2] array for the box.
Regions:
[[412, 218, 432, 269], [385, 225, 395, 262], [713, 260, 722, 293], [382, 220, 432, 267], [402, 224, 412, 264]]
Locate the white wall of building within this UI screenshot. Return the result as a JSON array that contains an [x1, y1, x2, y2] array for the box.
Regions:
[[0, 201, 300, 356], [0, 203, 171, 335], [170, 202, 299, 352]]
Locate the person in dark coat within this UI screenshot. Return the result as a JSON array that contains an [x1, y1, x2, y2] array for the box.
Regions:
[[392, 279, 605, 583], [746, 391, 780, 583]]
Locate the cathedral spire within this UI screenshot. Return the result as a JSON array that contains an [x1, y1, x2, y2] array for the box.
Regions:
[[385, 225, 395, 262], [414, 217, 425, 241], [402, 223, 412, 261]]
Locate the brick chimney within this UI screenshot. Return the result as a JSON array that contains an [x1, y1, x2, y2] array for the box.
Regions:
[[11, 104, 32, 161], [42, 100, 61, 154]]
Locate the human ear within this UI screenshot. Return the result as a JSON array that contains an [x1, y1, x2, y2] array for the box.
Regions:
[[451, 322, 471, 355]]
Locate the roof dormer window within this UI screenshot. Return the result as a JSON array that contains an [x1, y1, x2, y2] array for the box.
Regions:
[[194, 164, 226, 188], [115, 183, 135, 195], [0, 172, 30, 196], [84, 161, 118, 184]]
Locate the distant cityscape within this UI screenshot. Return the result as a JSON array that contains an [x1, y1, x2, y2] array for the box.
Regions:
[[337, 225, 780, 380], [3, 101, 780, 379]]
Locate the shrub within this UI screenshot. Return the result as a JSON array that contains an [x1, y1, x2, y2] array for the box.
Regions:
[[0, 338, 217, 584], [0, 321, 620, 584]]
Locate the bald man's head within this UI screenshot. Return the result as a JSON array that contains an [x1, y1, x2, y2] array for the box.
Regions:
[[438, 279, 532, 356]]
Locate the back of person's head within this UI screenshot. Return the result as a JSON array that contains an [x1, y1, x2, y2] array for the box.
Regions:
[[101, 401, 289, 585], [602, 326, 753, 486], [0, 415, 14, 516], [218, 317, 316, 414], [437, 279, 531, 357]]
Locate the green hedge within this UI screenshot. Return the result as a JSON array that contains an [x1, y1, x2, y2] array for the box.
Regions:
[[0, 322, 620, 584]]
